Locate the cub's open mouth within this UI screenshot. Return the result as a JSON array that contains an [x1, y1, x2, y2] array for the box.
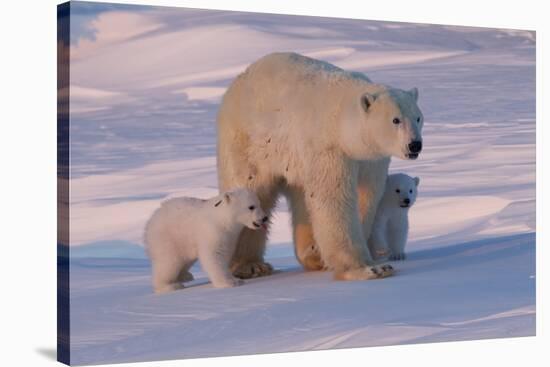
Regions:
[[407, 153, 419, 160], [252, 222, 268, 230]]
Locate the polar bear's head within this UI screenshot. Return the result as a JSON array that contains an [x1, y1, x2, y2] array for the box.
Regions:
[[340, 86, 424, 160], [384, 173, 420, 209], [218, 188, 268, 230]]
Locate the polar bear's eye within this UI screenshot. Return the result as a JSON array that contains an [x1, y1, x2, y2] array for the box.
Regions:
[[393, 118, 401, 125], [395, 189, 400, 193], [416, 117, 421, 123], [409, 189, 413, 193], [248, 205, 255, 211]]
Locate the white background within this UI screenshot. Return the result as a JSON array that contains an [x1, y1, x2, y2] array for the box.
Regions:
[[0, 0, 546, 366]]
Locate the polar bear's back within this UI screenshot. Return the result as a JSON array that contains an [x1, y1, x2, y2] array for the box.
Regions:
[[240, 52, 372, 89], [219, 52, 379, 129], [219, 53, 374, 137]]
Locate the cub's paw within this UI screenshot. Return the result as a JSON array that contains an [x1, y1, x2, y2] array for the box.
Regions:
[[232, 262, 273, 279], [233, 278, 245, 286], [390, 253, 406, 261], [213, 277, 244, 288]]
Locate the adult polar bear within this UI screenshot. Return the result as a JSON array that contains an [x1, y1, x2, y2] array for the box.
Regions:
[[217, 52, 424, 280]]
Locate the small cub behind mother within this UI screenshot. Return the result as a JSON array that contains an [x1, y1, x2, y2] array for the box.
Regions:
[[217, 52, 424, 280]]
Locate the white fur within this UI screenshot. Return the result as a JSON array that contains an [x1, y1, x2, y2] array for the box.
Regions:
[[217, 52, 424, 280], [368, 173, 420, 261], [144, 189, 266, 293]]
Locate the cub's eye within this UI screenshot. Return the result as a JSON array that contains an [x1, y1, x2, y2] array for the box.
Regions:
[[395, 189, 400, 193], [393, 118, 401, 125], [248, 205, 255, 211], [416, 117, 421, 123], [409, 189, 413, 193]]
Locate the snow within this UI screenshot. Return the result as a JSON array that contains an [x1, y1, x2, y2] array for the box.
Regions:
[[66, 3, 535, 365], [174, 87, 226, 101]]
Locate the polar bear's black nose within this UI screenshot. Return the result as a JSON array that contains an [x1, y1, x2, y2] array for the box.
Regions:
[[262, 216, 269, 223], [408, 140, 422, 153], [404, 198, 411, 205]]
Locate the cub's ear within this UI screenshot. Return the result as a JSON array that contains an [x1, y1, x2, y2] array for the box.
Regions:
[[414, 177, 420, 187], [215, 192, 232, 207], [409, 87, 419, 102], [361, 93, 376, 112]]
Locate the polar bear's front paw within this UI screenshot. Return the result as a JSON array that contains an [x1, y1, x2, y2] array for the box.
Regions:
[[232, 261, 273, 279], [154, 282, 184, 294], [334, 264, 394, 281], [390, 253, 406, 261], [374, 264, 394, 278]]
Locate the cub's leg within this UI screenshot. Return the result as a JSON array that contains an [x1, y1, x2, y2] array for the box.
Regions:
[[151, 249, 186, 294], [388, 219, 408, 261], [357, 158, 390, 259], [198, 238, 243, 288], [368, 216, 390, 261]]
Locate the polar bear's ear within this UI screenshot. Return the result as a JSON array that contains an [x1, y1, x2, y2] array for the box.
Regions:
[[361, 93, 376, 112], [414, 177, 420, 187], [409, 87, 419, 102]]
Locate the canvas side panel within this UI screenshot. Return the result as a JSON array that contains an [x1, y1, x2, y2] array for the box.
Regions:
[[57, 2, 70, 365]]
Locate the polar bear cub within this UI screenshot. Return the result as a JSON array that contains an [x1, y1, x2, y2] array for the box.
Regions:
[[144, 189, 268, 293], [368, 173, 420, 261]]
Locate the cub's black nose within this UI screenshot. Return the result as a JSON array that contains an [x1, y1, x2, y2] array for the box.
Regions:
[[408, 140, 422, 154], [262, 216, 269, 223], [404, 198, 411, 205]]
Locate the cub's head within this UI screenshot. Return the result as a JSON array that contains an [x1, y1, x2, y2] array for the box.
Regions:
[[385, 173, 420, 209], [217, 189, 268, 230], [341, 86, 424, 160]]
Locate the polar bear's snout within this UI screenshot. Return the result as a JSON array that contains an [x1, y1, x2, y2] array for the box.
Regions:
[[407, 140, 422, 159], [408, 140, 422, 153]]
